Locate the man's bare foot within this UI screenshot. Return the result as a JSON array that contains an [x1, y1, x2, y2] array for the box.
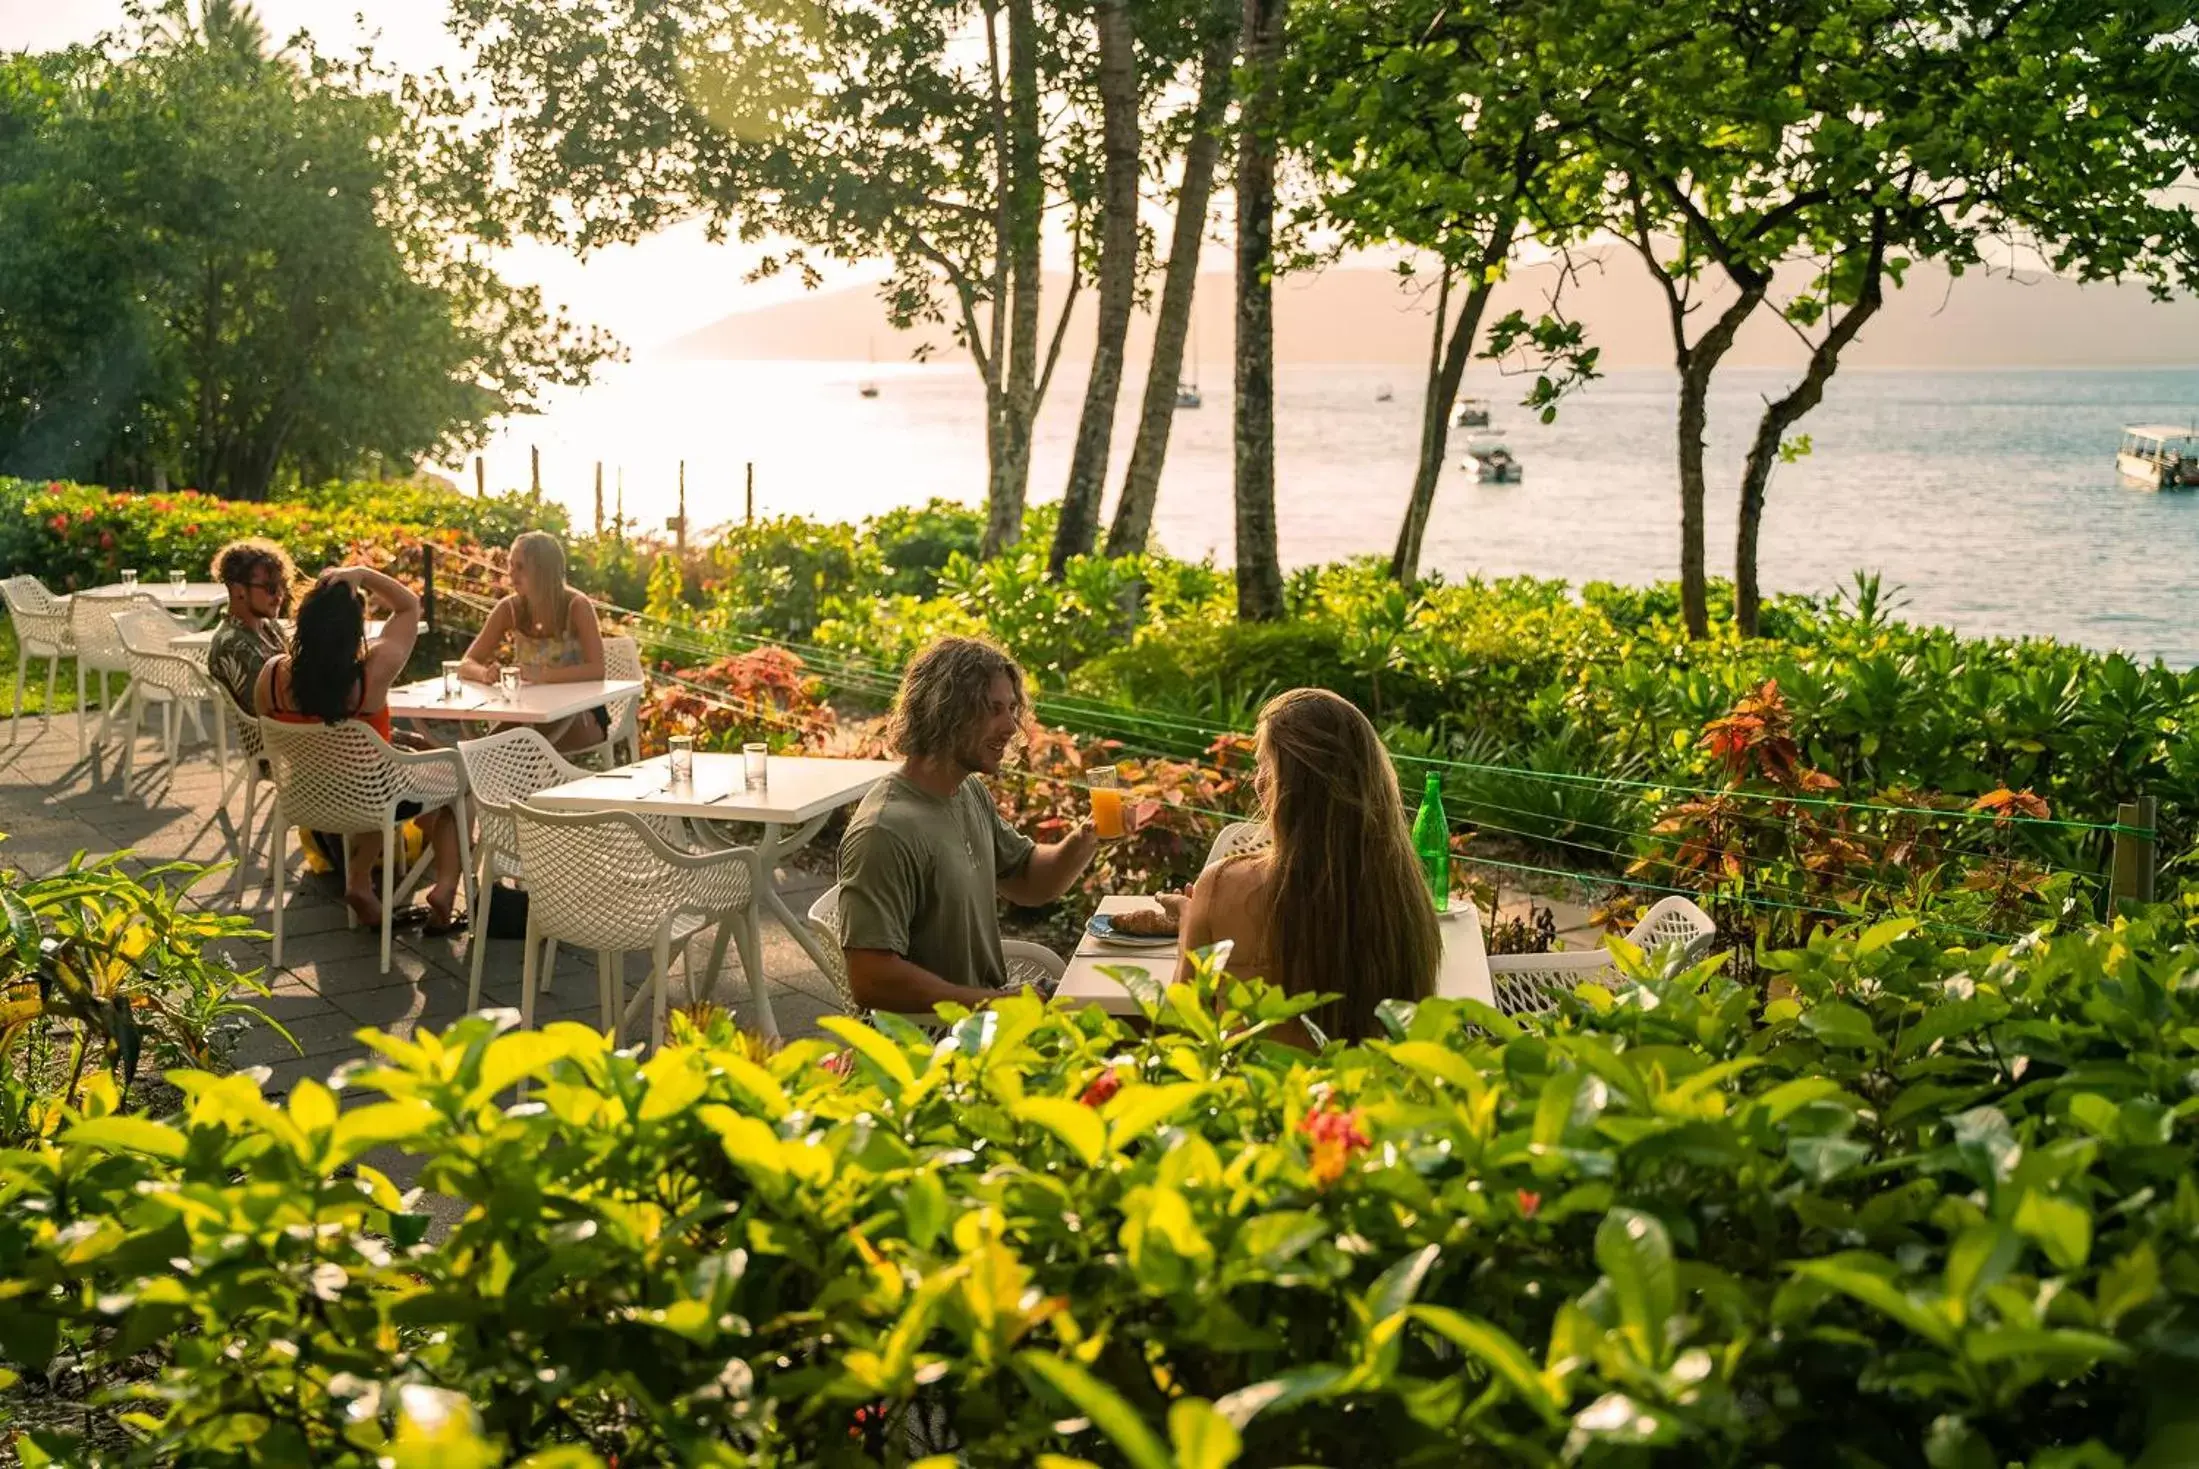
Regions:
[[343, 888, 383, 928]]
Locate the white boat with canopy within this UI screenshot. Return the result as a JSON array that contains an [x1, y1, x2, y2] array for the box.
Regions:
[[2117, 425, 2199, 489]]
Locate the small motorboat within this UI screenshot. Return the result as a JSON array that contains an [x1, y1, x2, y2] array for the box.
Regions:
[[1375, 383, 1394, 402], [2117, 424, 2199, 488], [858, 381, 879, 399], [1463, 439, 1521, 483], [1453, 397, 1491, 428], [1175, 381, 1202, 410]]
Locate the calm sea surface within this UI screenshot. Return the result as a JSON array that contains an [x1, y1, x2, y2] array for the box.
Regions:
[[463, 360, 2199, 664]]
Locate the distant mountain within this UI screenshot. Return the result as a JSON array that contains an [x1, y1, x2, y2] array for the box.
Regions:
[[661, 254, 2199, 369]]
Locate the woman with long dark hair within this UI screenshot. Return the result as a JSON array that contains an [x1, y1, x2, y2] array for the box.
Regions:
[[1174, 687, 1441, 1042], [254, 565, 465, 933]]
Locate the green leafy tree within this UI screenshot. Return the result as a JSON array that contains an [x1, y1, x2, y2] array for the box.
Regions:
[[449, 0, 1109, 559], [0, 2, 602, 499]]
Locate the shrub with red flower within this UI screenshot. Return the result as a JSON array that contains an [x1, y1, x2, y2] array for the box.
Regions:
[[1298, 1097, 1371, 1188], [1077, 1067, 1123, 1107]]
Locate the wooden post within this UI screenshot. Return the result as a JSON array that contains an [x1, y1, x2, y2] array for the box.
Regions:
[[674, 460, 688, 561], [745, 461, 754, 526], [530, 445, 541, 503], [474, 456, 485, 498], [615, 468, 624, 543], [420, 543, 436, 634], [2111, 796, 2158, 906], [593, 462, 604, 538]]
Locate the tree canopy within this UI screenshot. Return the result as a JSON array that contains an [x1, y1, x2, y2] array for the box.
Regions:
[[0, 1, 604, 499]]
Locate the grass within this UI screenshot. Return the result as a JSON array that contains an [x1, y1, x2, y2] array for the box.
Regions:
[[0, 617, 85, 720]]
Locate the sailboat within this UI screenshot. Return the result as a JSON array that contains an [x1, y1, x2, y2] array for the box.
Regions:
[[1175, 316, 1203, 410], [858, 337, 879, 399]]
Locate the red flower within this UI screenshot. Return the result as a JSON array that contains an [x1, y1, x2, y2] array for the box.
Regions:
[[98, 531, 114, 550], [1299, 1100, 1371, 1188], [819, 1050, 854, 1078], [1516, 1189, 1542, 1218], [1079, 1067, 1123, 1107], [182, 523, 199, 536], [47, 515, 66, 534]]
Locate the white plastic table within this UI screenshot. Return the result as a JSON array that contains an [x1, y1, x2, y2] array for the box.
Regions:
[[385, 675, 642, 726], [1055, 893, 1494, 1016], [528, 752, 899, 1035], [74, 581, 229, 626]]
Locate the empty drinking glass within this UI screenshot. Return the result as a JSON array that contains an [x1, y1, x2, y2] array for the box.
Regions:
[[669, 735, 695, 787], [167, 569, 187, 590], [743, 741, 768, 791], [120, 569, 138, 587], [441, 660, 463, 700], [497, 664, 520, 702]]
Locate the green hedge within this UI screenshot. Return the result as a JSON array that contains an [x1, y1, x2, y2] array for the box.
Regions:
[[5, 919, 2197, 1464], [0, 477, 559, 591]]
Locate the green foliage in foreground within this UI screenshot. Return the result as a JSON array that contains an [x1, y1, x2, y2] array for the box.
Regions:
[[5, 921, 2199, 1465]]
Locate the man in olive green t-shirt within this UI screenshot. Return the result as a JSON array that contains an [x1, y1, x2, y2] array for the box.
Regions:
[[837, 637, 1106, 1010]]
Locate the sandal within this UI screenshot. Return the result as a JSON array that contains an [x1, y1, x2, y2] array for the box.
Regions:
[[422, 901, 468, 938]]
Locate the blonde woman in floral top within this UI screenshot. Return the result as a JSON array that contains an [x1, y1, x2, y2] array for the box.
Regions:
[[458, 531, 606, 751]]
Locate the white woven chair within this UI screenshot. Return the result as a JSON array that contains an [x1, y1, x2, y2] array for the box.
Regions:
[[259, 718, 474, 974], [112, 607, 220, 794], [212, 685, 271, 900], [69, 589, 160, 754], [565, 634, 644, 769], [1, 575, 71, 745], [804, 883, 1065, 1022], [1203, 820, 1273, 871], [511, 801, 759, 1048], [456, 728, 697, 1009], [1485, 896, 1719, 1016]]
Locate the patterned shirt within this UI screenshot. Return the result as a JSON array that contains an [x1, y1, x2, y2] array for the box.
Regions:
[[206, 615, 288, 711]]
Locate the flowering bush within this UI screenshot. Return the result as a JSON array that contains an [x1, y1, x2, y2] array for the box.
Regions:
[[7, 918, 2199, 1463]]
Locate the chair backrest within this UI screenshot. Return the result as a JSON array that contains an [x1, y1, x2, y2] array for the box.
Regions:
[[804, 884, 863, 1015], [259, 718, 415, 835], [459, 727, 592, 877], [1625, 896, 1717, 963], [600, 635, 644, 746], [215, 684, 265, 764], [71, 591, 160, 673], [0, 576, 70, 654], [511, 801, 708, 950], [1203, 820, 1273, 871], [114, 608, 210, 699]]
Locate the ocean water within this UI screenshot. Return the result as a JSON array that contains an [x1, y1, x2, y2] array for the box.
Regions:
[[462, 360, 2199, 664]]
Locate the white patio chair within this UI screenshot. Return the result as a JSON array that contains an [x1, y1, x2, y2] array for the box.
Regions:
[[510, 801, 759, 1048], [1485, 896, 1718, 1016], [112, 607, 220, 795], [1203, 820, 1272, 871], [456, 727, 697, 1009], [212, 685, 272, 901], [259, 718, 474, 974], [69, 589, 160, 755], [1, 575, 71, 745], [804, 883, 1065, 1022], [566, 634, 645, 769]]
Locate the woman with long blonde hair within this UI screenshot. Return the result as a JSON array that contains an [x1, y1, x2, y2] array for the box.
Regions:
[[1175, 687, 1441, 1042], [459, 530, 607, 751]]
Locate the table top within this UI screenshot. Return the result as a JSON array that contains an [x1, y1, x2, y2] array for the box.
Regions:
[[73, 581, 228, 610], [386, 675, 642, 725], [530, 753, 900, 825], [1054, 893, 1493, 1016]]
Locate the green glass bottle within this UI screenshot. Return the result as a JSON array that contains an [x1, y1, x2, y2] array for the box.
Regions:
[[1411, 770, 1449, 912]]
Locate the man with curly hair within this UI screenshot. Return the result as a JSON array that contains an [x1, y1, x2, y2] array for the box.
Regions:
[[837, 636, 1104, 1010], [205, 538, 295, 711]]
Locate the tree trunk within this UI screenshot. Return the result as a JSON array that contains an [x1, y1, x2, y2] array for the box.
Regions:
[[1107, 3, 1235, 558], [1664, 283, 1763, 638], [983, 0, 1047, 559], [1232, 0, 1286, 622], [1391, 220, 1513, 585], [1735, 226, 1887, 635], [1050, 0, 1141, 576]]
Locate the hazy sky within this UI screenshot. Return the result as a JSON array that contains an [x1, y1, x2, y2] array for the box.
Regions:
[[0, 0, 845, 350]]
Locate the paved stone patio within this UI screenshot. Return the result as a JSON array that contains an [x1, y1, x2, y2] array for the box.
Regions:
[[0, 704, 847, 1133]]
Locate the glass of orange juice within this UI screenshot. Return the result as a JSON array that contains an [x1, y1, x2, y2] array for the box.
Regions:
[[1088, 766, 1126, 839]]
